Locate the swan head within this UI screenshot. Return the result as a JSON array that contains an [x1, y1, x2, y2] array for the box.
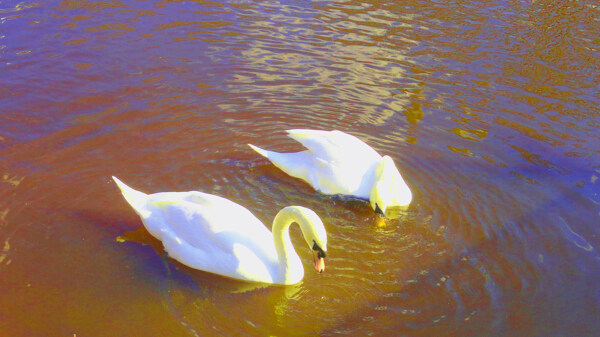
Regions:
[[311, 240, 327, 273], [300, 208, 327, 273], [369, 155, 412, 217]]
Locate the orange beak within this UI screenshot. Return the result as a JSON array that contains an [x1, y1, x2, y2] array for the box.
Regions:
[[313, 250, 325, 273]]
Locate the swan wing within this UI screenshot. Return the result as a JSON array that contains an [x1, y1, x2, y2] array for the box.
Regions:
[[286, 129, 381, 164], [146, 192, 278, 271], [249, 130, 384, 196], [285, 130, 382, 196], [113, 177, 278, 282], [249, 144, 343, 194], [147, 191, 272, 247]]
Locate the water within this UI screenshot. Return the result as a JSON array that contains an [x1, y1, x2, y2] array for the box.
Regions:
[[1, 0, 599, 336]]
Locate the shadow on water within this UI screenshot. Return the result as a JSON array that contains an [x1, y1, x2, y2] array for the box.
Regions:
[[107, 214, 305, 336]]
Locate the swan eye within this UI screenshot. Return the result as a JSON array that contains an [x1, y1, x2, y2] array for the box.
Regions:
[[312, 241, 326, 258]]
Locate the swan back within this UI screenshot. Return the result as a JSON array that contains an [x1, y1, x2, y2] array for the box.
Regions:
[[248, 129, 413, 215], [113, 176, 151, 218], [113, 177, 281, 283], [260, 129, 382, 196]]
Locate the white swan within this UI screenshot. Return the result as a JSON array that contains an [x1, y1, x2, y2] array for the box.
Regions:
[[249, 129, 412, 216], [112, 176, 327, 285]]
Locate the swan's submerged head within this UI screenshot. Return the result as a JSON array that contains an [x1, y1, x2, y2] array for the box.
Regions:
[[369, 155, 412, 216]]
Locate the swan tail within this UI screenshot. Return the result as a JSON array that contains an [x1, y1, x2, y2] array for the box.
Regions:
[[112, 176, 151, 218], [286, 129, 329, 144], [249, 143, 293, 170], [248, 143, 272, 159], [285, 129, 343, 157], [249, 144, 314, 185]]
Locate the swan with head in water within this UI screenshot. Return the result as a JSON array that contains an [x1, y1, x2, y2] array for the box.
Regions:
[[248, 129, 412, 217], [112, 176, 327, 285]]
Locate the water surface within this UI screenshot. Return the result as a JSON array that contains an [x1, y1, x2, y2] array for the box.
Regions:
[[1, 0, 599, 336]]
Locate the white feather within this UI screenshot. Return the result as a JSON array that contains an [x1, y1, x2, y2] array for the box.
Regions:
[[112, 176, 327, 285], [249, 129, 412, 215]]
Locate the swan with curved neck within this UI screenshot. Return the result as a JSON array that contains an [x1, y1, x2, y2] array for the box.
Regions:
[[249, 129, 412, 216], [113, 176, 327, 285]]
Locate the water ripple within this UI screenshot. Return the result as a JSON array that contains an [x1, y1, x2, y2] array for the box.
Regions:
[[1, 0, 600, 335]]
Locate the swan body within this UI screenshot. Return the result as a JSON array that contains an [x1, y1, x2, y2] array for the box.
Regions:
[[249, 129, 412, 215], [112, 176, 327, 285]]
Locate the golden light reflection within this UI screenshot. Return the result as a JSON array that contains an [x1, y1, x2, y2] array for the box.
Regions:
[[54, 0, 126, 13], [375, 217, 387, 228], [84, 23, 135, 33], [117, 226, 164, 256], [510, 144, 570, 174], [73, 63, 93, 70], [0, 1, 38, 13], [447, 145, 475, 157], [0, 237, 10, 266], [142, 75, 165, 83], [71, 15, 91, 21], [509, 171, 540, 185], [481, 154, 508, 168], [2, 174, 24, 186], [447, 127, 488, 141], [153, 20, 232, 31], [72, 102, 130, 123], [0, 207, 10, 268], [272, 282, 303, 317], [494, 117, 563, 146], [137, 10, 156, 17], [58, 22, 77, 29], [63, 38, 91, 46], [403, 100, 423, 125]]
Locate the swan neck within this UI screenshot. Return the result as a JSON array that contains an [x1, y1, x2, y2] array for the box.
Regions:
[[272, 207, 306, 283]]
